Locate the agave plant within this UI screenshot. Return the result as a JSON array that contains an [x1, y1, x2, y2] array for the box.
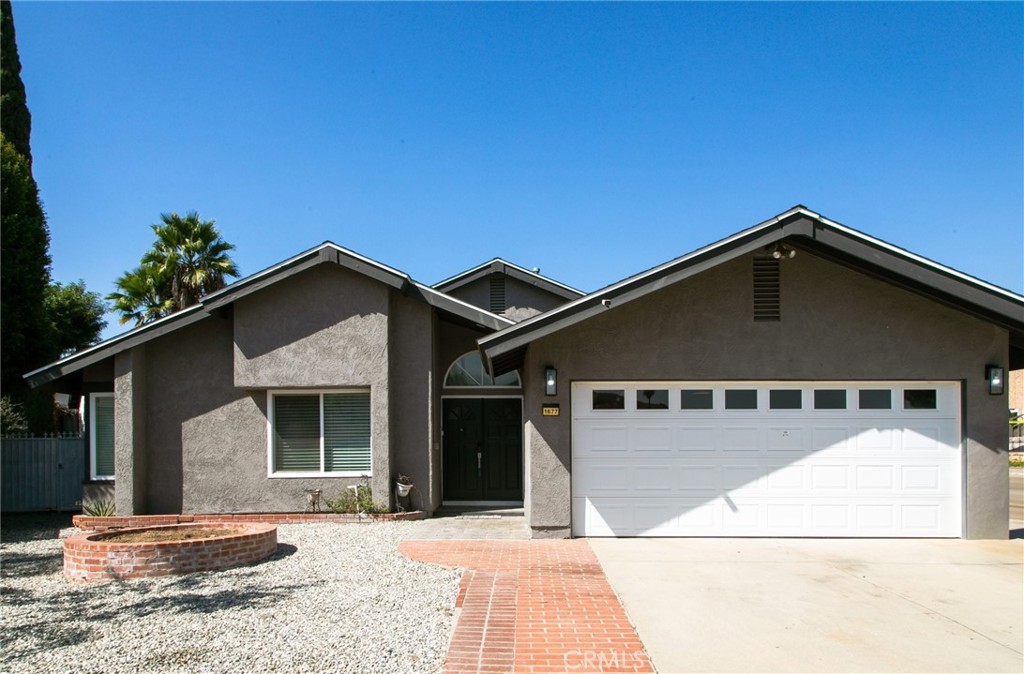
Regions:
[[82, 499, 116, 517]]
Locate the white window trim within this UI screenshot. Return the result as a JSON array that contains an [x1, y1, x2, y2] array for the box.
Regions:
[[444, 351, 521, 389], [89, 392, 115, 481], [267, 389, 372, 478]]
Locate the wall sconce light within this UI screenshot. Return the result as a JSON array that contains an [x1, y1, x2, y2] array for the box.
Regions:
[[768, 243, 796, 260], [545, 366, 557, 396], [986, 365, 1004, 395]]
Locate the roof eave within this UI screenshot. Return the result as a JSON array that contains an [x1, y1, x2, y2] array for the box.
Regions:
[[434, 258, 585, 299], [480, 207, 1024, 364]]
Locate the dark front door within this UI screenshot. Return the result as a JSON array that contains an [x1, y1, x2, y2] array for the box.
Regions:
[[442, 398, 523, 502]]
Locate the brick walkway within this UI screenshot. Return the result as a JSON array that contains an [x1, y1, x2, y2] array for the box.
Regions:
[[399, 540, 653, 674]]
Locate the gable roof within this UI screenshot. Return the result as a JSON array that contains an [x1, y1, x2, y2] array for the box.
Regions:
[[26, 242, 515, 388], [434, 258, 584, 300], [479, 205, 1024, 375]]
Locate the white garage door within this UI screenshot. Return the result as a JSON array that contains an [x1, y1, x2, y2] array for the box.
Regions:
[[572, 381, 962, 537]]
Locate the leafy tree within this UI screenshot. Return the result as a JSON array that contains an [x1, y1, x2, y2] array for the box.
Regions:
[[45, 281, 108, 357], [108, 264, 176, 327], [108, 212, 238, 325]]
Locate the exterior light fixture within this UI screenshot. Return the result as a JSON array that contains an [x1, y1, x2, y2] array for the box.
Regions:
[[986, 365, 1005, 395], [769, 243, 797, 260], [545, 367, 557, 396]]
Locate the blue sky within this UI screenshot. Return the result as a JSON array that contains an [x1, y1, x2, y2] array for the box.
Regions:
[[12, 1, 1023, 341]]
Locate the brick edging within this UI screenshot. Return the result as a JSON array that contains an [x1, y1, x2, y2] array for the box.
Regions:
[[64, 522, 278, 583], [73, 511, 428, 532]]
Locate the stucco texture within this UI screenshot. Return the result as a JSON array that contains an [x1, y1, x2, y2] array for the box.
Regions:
[[111, 262, 446, 515], [522, 250, 1010, 539]]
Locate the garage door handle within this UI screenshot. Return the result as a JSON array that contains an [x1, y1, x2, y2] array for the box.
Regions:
[[477, 452, 482, 477]]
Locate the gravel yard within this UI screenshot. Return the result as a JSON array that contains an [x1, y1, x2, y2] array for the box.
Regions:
[[1, 515, 461, 674]]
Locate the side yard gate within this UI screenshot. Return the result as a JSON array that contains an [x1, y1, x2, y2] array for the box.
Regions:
[[1, 435, 85, 512]]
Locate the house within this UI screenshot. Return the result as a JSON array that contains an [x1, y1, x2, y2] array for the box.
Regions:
[[26, 206, 1024, 539]]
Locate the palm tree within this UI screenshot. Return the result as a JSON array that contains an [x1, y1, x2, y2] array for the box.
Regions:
[[107, 211, 239, 326], [142, 212, 239, 310], [107, 264, 175, 326]]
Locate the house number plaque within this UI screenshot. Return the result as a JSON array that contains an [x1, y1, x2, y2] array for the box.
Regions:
[[542, 404, 560, 417]]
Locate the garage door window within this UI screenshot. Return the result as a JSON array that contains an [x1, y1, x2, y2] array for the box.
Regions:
[[814, 389, 847, 410], [680, 389, 714, 410], [903, 389, 937, 410], [725, 389, 758, 410], [859, 389, 892, 410], [637, 390, 668, 410], [593, 390, 625, 410], [769, 390, 802, 410]]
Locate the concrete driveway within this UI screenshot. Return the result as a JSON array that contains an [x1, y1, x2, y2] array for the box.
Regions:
[[591, 538, 1023, 673], [1011, 466, 1023, 536]]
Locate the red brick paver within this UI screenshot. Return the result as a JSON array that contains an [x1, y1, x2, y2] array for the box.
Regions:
[[400, 540, 652, 674]]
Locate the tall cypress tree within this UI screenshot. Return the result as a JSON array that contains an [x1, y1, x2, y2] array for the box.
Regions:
[[0, 0, 31, 158], [1, 0, 53, 427]]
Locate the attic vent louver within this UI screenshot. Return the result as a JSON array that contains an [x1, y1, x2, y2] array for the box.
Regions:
[[753, 258, 781, 321], [489, 275, 506, 313]]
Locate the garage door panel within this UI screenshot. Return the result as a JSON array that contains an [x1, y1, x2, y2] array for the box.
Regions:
[[722, 465, 763, 492], [811, 504, 850, 529], [678, 465, 718, 491], [722, 427, 761, 451], [766, 464, 805, 490], [901, 465, 940, 490], [632, 425, 673, 453], [676, 426, 717, 451], [572, 381, 962, 538], [633, 465, 676, 492], [576, 424, 628, 455], [766, 427, 806, 452], [811, 465, 849, 490], [901, 504, 941, 531], [901, 424, 956, 451]]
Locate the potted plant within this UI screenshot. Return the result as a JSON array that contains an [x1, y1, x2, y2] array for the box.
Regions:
[[395, 474, 414, 498]]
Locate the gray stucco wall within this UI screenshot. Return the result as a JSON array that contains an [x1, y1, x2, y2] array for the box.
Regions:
[[108, 263, 401, 514], [229, 264, 391, 505], [522, 250, 1010, 539], [446, 274, 573, 320], [113, 347, 146, 516], [388, 291, 435, 513], [99, 263, 487, 516]]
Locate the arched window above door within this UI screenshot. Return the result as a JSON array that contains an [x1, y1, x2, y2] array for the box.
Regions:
[[444, 352, 521, 388]]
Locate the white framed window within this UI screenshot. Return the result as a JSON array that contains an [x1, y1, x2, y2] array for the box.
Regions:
[[89, 392, 115, 480], [444, 352, 521, 387], [267, 389, 371, 477]]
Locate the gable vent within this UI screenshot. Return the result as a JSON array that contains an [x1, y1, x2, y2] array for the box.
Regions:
[[489, 275, 506, 313], [752, 258, 780, 321]]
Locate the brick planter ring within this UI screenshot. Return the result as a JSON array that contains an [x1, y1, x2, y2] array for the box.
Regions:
[[64, 523, 278, 583]]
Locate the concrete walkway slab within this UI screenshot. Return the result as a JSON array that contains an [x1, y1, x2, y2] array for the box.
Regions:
[[591, 538, 1024, 673], [399, 514, 532, 540], [400, 540, 652, 673]]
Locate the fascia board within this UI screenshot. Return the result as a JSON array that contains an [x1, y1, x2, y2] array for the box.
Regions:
[[23, 306, 210, 388]]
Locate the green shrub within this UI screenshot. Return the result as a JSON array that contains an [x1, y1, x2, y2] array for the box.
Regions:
[[0, 395, 28, 434], [325, 484, 388, 514], [82, 499, 116, 517]]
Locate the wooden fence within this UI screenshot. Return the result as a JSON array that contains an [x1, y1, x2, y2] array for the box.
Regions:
[[1, 434, 85, 512]]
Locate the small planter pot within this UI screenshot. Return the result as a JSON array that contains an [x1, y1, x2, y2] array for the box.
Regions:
[[395, 482, 413, 498]]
